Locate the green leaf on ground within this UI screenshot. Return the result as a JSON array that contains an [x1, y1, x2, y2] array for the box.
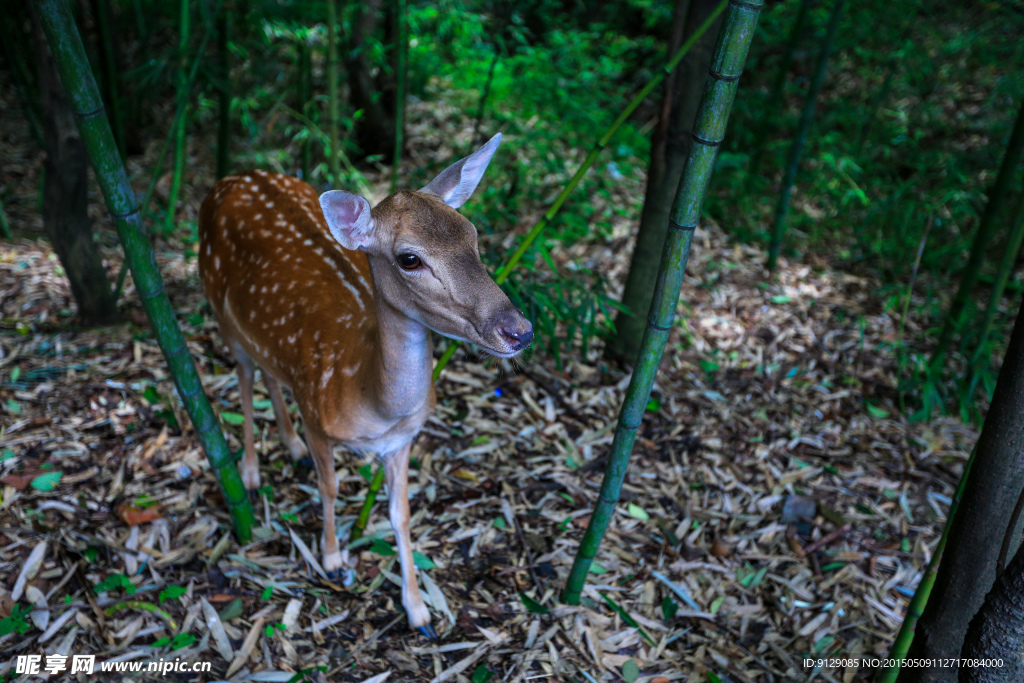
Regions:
[[413, 551, 435, 569], [371, 539, 396, 556], [519, 591, 550, 614], [30, 472, 62, 492]]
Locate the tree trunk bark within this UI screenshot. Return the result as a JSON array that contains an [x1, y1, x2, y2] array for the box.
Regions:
[[347, 0, 396, 161], [958, 304, 1024, 683], [30, 5, 117, 325], [900, 300, 1024, 682], [215, 7, 231, 179], [608, 0, 722, 364], [960, 539, 1024, 682]]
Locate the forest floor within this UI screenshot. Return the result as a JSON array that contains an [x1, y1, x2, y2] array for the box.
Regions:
[[0, 80, 983, 683]]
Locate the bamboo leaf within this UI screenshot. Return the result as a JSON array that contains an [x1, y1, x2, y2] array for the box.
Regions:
[[30, 472, 62, 492], [412, 551, 435, 570], [519, 592, 550, 614]]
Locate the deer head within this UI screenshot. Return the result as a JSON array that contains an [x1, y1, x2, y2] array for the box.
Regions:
[[319, 133, 533, 357]]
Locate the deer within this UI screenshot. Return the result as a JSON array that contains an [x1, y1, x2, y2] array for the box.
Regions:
[[197, 134, 532, 638]]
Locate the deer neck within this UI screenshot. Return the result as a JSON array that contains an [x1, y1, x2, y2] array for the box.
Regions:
[[366, 293, 434, 420]]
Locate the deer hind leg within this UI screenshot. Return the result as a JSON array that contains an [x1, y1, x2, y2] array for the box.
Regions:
[[385, 441, 432, 634], [262, 372, 308, 461], [305, 429, 345, 576], [229, 342, 260, 491]]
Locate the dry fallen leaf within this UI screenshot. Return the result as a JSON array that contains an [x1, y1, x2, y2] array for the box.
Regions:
[[116, 503, 163, 526]]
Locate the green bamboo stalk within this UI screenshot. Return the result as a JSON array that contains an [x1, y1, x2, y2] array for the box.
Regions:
[[744, 0, 812, 192], [766, 0, 845, 272], [31, 0, 254, 542], [562, 0, 763, 605], [390, 0, 406, 193], [104, 600, 178, 630], [350, 467, 386, 542], [878, 446, 977, 683], [0, 194, 11, 239], [897, 218, 932, 414], [471, 48, 500, 149], [163, 0, 190, 234], [91, 0, 125, 160], [430, 0, 730, 382], [931, 99, 1024, 370], [215, 6, 231, 179], [965, 197, 1024, 398], [299, 36, 312, 181], [326, 0, 341, 185]]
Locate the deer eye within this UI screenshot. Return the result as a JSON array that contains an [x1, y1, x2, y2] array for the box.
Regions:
[[397, 253, 421, 270]]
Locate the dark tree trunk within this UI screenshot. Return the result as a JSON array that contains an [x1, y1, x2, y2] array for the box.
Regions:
[[957, 304, 1024, 683], [299, 38, 312, 180], [960, 541, 1024, 682], [216, 7, 231, 179], [30, 6, 118, 325], [608, 0, 722, 364], [0, 4, 45, 148], [347, 0, 396, 161], [900, 300, 1024, 682], [89, 0, 125, 158]]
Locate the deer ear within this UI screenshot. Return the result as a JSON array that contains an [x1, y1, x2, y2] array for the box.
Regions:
[[319, 191, 374, 250], [419, 133, 502, 209]]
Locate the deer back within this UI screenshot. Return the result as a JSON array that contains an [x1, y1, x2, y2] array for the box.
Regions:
[[198, 170, 379, 424]]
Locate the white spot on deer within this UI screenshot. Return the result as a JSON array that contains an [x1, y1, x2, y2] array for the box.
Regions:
[[304, 240, 313, 246], [272, 284, 280, 293], [249, 285, 256, 293], [343, 362, 360, 376], [266, 201, 274, 208], [254, 214, 263, 221], [340, 280, 364, 308], [288, 334, 296, 344], [242, 176, 252, 182], [214, 256, 221, 270], [218, 215, 227, 227]]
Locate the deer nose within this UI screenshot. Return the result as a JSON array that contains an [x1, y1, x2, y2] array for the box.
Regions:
[[498, 317, 534, 351]]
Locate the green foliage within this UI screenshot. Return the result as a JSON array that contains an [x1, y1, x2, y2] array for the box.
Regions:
[[94, 574, 136, 596], [714, 0, 1024, 419], [0, 604, 32, 636], [159, 585, 188, 603]]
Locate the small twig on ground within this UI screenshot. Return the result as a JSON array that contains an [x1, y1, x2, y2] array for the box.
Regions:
[[804, 523, 852, 554]]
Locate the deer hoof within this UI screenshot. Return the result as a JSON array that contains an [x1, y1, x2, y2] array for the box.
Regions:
[[285, 436, 309, 462], [241, 462, 261, 491], [417, 624, 439, 641]]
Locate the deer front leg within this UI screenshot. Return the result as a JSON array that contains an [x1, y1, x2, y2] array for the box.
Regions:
[[262, 372, 308, 462], [305, 429, 345, 577], [384, 441, 433, 637], [230, 343, 260, 492]]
